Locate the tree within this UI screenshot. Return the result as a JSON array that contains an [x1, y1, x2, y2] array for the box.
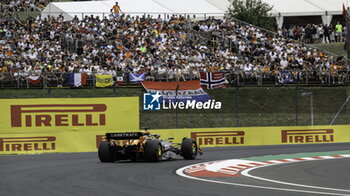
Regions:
[[227, 0, 276, 31]]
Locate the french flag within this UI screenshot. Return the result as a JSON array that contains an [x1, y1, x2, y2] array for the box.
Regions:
[[67, 73, 87, 87], [28, 75, 41, 84]]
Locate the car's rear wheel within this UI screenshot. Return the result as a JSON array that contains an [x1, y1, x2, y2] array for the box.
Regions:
[[181, 139, 198, 160], [98, 141, 115, 162], [144, 140, 162, 162]]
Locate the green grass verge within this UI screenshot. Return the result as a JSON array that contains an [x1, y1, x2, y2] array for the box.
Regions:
[[245, 150, 350, 161], [1, 86, 350, 129], [309, 42, 347, 57]]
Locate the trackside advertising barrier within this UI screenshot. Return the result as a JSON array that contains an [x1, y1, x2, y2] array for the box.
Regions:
[[95, 126, 348, 150], [152, 126, 350, 147], [0, 98, 349, 154], [0, 97, 139, 154]]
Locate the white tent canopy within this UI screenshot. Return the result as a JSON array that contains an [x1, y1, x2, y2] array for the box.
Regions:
[[262, 0, 347, 28], [154, 0, 223, 14], [207, 0, 347, 27], [42, 0, 348, 26], [267, 0, 326, 16], [43, 1, 112, 20], [289, 0, 347, 15], [42, 0, 224, 20], [205, 0, 230, 11], [205, 0, 348, 16]]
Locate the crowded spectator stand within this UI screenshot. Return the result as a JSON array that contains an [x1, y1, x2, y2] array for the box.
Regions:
[[1, 0, 350, 88]]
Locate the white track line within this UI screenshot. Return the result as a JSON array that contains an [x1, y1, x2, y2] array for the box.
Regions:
[[176, 155, 350, 196], [176, 167, 350, 196], [241, 158, 350, 193]]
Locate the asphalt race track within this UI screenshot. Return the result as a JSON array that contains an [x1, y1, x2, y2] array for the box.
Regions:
[[1, 143, 350, 196]]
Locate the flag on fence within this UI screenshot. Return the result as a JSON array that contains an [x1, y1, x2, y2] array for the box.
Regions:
[[141, 80, 210, 103], [129, 73, 145, 82], [278, 71, 294, 84], [200, 72, 226, 89], [27, 75, 41, 84], [96, 74, 113, 87], [116, 76, 124, 85], [67, 73, 87, 87]]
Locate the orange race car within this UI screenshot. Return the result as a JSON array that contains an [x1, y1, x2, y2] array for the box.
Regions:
[[98, 129, 202, 162]]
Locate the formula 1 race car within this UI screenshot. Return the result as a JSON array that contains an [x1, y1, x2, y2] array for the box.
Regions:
[[98, 130, 202, 162]]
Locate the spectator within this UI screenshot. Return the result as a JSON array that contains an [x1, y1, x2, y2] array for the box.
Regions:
[[304, 24, 312, 44], [323, 25, 330, 43], [335, 21, 343, 42], [111, 2, 122, 19]]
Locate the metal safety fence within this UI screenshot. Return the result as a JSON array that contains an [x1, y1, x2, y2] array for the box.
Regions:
[[1, 69, 350, 89]]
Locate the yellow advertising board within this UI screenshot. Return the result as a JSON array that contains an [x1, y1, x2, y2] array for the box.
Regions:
[[0, 97, 349, 155], [0, 97, 139, 134], [153, 126, 350, 147], [0, 131, 105, 154], [0, 97, 139, 155]]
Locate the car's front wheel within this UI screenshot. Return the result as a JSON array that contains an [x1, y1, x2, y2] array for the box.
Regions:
[[181, 138, 198, 160]]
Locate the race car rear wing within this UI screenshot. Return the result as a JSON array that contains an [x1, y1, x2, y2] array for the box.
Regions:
[[105, 132, 144, 140]]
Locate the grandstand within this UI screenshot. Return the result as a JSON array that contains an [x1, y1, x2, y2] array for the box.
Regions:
[[0, 0, 349, 89]]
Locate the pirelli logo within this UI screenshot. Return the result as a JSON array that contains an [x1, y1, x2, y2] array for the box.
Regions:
[[96, 135, 104, 148], [281, 129, 334, 143], [191, 131, 245, 146], [10, 104, 107, 127], [0, 136, 56, 152]]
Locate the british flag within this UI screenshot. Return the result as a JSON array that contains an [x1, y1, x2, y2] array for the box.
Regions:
[[200, 72, 226, 89]]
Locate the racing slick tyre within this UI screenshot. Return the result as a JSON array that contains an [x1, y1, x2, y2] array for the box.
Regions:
[[144, 140, 162, 162], [98, 141, 115, 162], [181, 139, 198, 160]]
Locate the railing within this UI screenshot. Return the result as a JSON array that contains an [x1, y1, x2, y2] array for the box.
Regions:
[[1, 70, 350, 88]]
